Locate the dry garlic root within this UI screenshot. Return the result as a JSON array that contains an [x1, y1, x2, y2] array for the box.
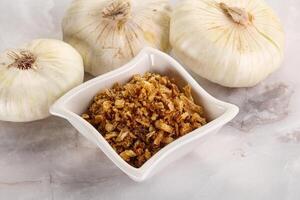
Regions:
[[62, 0, 171, 76], [170, 0, 285, 87], [0, 39, 84, 122]]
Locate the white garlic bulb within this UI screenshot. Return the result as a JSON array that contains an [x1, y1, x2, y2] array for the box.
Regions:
[[170, 0, 285, 87], [0, 39, 84, 122], [62, 0, 171, 76]]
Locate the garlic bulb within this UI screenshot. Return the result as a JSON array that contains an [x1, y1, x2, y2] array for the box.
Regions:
[[170, 0, 285, 87], [62, 0, 171, 76], [0, 39, 84, 122]]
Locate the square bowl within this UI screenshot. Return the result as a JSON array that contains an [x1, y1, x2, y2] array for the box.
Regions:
[[50, 47, 239, 182]]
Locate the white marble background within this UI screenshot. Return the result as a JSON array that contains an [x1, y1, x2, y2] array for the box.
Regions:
[[0, 0, 300, 200]]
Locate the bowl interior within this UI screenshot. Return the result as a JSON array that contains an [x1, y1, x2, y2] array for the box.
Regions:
[[63, 52, 227, 122]]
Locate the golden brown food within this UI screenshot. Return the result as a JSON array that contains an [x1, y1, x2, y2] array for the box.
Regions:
[[82, 72, 207, 168]]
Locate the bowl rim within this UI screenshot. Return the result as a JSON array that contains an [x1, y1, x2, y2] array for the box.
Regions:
[[50, 47, 239, 181]]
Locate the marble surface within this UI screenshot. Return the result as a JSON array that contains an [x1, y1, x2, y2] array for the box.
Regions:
[[0, 0, 300, 199]]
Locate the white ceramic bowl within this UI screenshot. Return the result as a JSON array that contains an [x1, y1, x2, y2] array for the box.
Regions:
[[50, 47, 239, 182]]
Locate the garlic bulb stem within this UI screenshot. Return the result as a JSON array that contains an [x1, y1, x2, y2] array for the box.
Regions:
[[102, 0, 131, 21], [219, 2, 252, 26], [7, 50, 36, 70]]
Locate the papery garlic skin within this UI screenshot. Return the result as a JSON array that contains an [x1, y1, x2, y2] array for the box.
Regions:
[[170, 0, 285, 87], [62, 0, 171, 76], [0, 39, 84, 122]]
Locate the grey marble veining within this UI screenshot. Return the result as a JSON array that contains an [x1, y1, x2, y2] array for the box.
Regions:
[[0, 0, 300, 200]]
